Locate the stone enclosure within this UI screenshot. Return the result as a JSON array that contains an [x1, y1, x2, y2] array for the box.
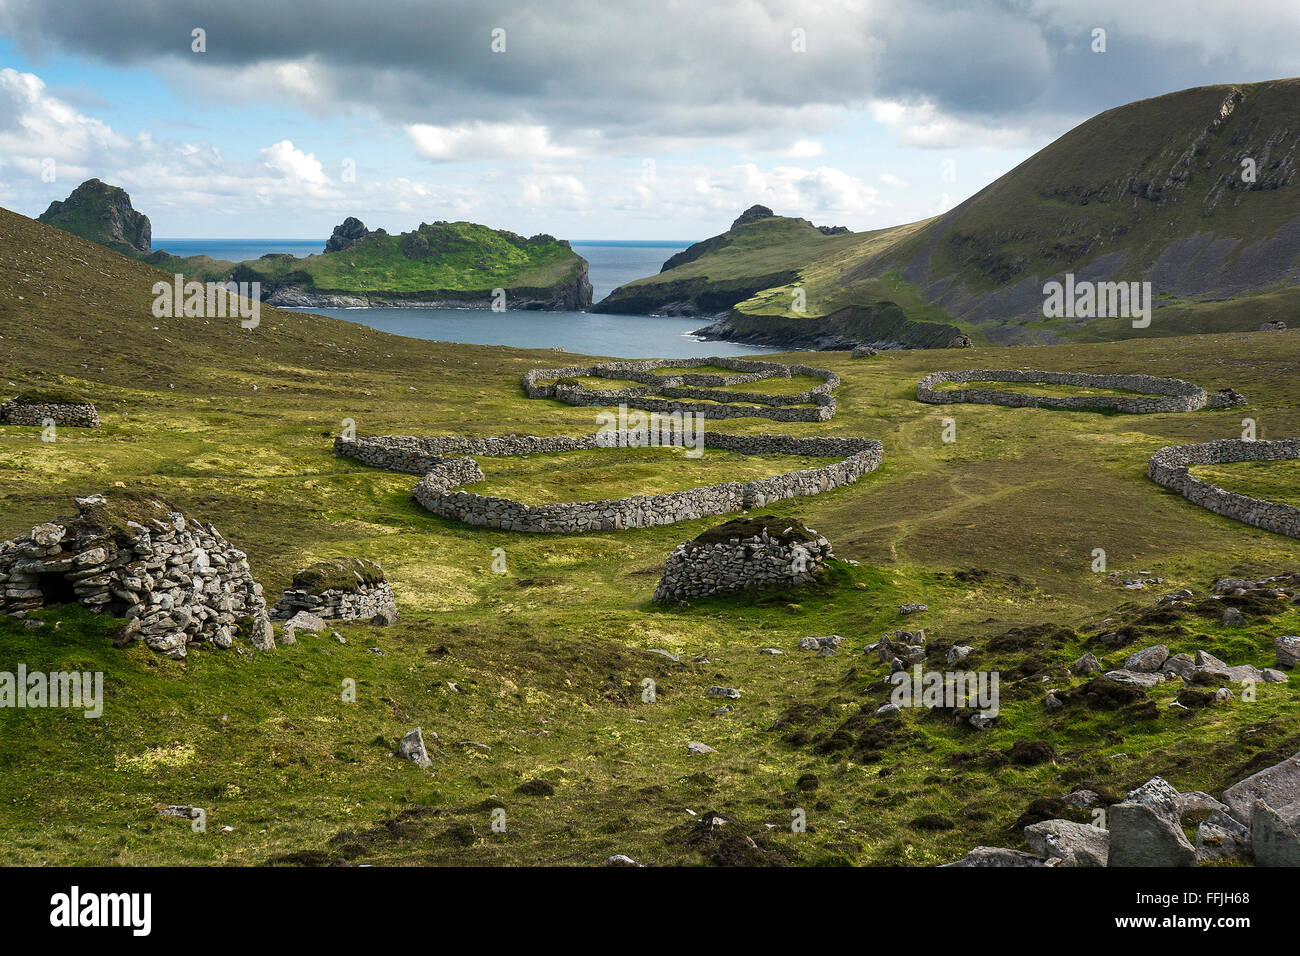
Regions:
[[523, 356, 840, 422], [1148, 437, 1300, 540], [0, 494, 273, 658], [335, 431, 883, 533], [271, 557, 399, 624], [1, 397, 100, 427], [916, 368, 1243, 414], [653, 516, 834, 603]]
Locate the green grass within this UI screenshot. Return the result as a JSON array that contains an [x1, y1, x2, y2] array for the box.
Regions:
[[1193, 460, 1300, 510], [472, 448, 837, 504], [4, 205, 1300, 866]]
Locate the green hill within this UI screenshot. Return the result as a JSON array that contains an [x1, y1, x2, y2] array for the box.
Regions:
[[37, 180, 591, 310], [604, 79, 1300, 347], [3, 206, 1300, 866]]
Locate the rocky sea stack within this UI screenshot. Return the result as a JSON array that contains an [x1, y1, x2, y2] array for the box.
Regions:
[[38, 178, 151, 257]]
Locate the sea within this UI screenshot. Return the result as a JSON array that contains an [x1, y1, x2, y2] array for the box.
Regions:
[[151, 238, 772, 358]]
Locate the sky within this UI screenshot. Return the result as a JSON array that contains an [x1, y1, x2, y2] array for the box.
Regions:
[[0, 0, 1298, 242]]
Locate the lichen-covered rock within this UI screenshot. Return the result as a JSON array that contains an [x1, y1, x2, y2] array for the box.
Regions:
[[1223, 751, 1300, 823], [1023, 819, 1109, 866], [943, 847, 1049, 867], [398, 727, 433, 768], [0, 493, 271, 659]]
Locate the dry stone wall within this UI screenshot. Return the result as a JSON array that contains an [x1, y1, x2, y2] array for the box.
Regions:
[[916, 369, 1217, 414], [0, 494, 273, 658], [653, 521, 834, 602], [1, 400, 100, 427], [335, 431, 882, 534], [523, 357, 840, 422], [1148, 437, 1300, 539], [271, 557, 398, 624]]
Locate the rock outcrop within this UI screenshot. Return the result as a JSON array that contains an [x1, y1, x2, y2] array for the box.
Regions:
[[38, 179, 151, 256], [324, 216, 371, 253]]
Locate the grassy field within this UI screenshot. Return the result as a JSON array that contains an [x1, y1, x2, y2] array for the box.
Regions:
[[3, 208, 1300, 866]]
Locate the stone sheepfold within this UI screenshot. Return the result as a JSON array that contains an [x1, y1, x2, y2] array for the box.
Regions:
[[0, 494, 273, 658], [271, 558, 399, 624], [522, 356, 840, 422], [653, 517, 833, 602], [1, 398, 100, 427], [335, 431, 883, 533], [1148, 437, 1300, 539], [916, 368, 1241, 414]]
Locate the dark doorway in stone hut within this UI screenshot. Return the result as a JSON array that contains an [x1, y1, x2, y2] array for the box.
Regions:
[[34, 571, 78, 607]]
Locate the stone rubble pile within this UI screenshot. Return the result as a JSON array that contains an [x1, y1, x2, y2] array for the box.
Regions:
[[947, 755, 1300, 867], [0, 494, 272, 658]]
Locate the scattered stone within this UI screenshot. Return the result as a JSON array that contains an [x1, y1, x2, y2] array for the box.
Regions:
[[1044, 690, 1063, 711], [875, 703, 900, 717], [1105, 669, 1164, 688], [899, 603, 927, 615], [1064, 789, 1100, 809], [797, 635, 842, 651], [687, 741, 716, 755], [968, 711, 997, 730], [1124, 644, 1169, 673], [398, 727, 433, 768], [1262, 668, 1289, 683], [1024, 820, 1109, 866], [1222, 606, 1246, 627], [606, 854, 643, 867], [1072, 652, 1102, 675], [711, 705, 733, 716], [707, 686, 741, 699], [947, 645, 973, 664], [1107, 777, 1197, 867], [759, 648, 783, 655], [1162, 653, 1196, 680], [646, 648, 679, 662]]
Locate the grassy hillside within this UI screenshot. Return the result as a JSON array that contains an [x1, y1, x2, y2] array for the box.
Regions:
[[151, 220, 586, 300], [606, 79, 1300, 347], [3, 207, 1300, 866]]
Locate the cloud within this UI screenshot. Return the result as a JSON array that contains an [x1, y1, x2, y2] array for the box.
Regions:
[[260, 139, 330, 185], [408, 122, 579, 161], [782, 139, 824, 159], [7, 0, 1297, 152]]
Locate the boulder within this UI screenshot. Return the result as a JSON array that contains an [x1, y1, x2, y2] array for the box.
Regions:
[[899, 603, 927, 615], [1195, 810, 1252, 863], [1105, 669, 1163, 688], [1275, 635, 1300, 669], [1250, 799, 1300, 866], [1023, 819, 1109, 866], [1072, 652, 1102, 675], [947, 645, 973, 664], [1162, 653, 1196, 681], [1106, 777, 1196, 867], [1223, 751, 1300, 823], [1221, 607, 1246, 627], [687, 741, 717, 755], [1124, 644, 1169, 673], [943, 847, 1049, 867], [797, 635, 842, 651], [398, 727, 433, 768]]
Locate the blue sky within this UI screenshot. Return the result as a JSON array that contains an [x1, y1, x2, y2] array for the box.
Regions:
[[1, 0, 1298, 241]]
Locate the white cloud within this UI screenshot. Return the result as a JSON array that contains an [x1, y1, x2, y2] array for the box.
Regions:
[[879, 172, 907, 187], [783, 139, 825, 159], [260, 139, 331, 185], [408, 123, 580, 162]]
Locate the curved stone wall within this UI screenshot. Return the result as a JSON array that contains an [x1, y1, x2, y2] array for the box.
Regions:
[[335, 430, 882, 533], [1148, 437, 1300, 539], [916, 369, 1210, 414], [523, 357, 840, 422], [1, 400, 101, 427]]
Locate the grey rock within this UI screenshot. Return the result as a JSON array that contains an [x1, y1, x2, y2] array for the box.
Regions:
[[1105, 669, 1164, 688], [1250, 799, 1300, 866], [1221, 607, 1246, 627], [398, 727, 432, 768], [1195, 810, 1251, 863], [1275, 635, 1300, 668], [797, 634, 842, 651], [1064, 789, 1100, 809], [1024, 819, 1109, 866], [1107, 777, 1197, 867], [1162, 653, 1197, 680], [1073, 652, 1102, 675], [947, 645, 973, 664], [943, 846, 1048, 867], [606, 854, 643, 867], [707, 686, 741, 699], [1223, 751, 1300, 823], [1262, 668, 1289, 683], [899, 603, 928, 615], [1124, 644, 1169, 673], [285, 610, 326, 634], [687, 741, 716, 755]]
